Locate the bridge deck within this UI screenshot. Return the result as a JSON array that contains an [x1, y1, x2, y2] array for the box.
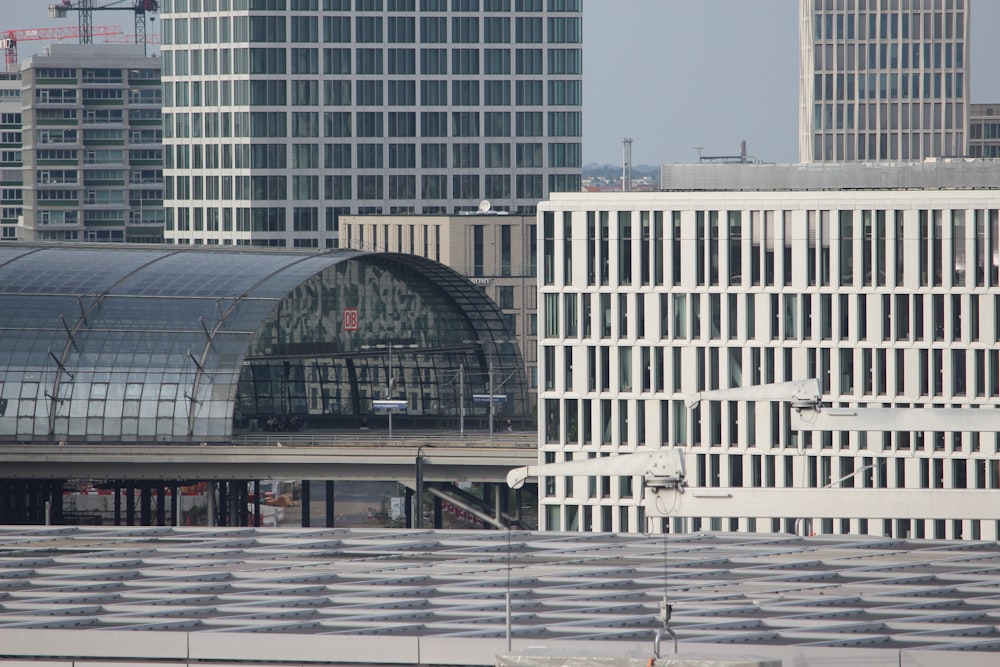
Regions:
[[0, 430, 539, 483]]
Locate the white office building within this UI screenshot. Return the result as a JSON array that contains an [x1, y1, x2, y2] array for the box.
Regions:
[[799, 0, 969, 162], [537, 163, 1000, 540], [159, 0, 582, 248]]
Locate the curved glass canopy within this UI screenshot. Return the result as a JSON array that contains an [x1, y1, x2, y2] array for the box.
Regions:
[[0, 245, 525, 443]]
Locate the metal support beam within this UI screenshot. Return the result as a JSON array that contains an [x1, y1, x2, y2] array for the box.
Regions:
[[325, 481, 335, 527], [300, 480, 311, 527], [206, 481, 216, 527], [252, 480, 260, 527]]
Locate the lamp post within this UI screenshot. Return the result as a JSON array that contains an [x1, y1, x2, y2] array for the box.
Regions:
[[365, 340, 412, 439], [386, 341, 395, 439]]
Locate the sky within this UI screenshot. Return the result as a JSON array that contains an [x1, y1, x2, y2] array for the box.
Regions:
[[7, 1, 1000, 166]]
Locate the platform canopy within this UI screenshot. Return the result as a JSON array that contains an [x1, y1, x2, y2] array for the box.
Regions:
[[0, 244, 525, 444]]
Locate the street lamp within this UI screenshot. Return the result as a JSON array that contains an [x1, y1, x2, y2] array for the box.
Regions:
[[365, 341, 412, 439]]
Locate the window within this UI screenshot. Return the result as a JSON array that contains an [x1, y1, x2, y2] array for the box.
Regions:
[[516, 112, 542, 137], [515, 17, 541, 42], [387, 48, 415, 74], [484, 49, 511, 79], [420, 48, 447, 73], [421, 111, 447, 137], [452, 16, 479, 42], [484, 81, 510, 106], [420, 16, 446, 42], [420, 80, 447, 105], [515, 48, 542, 75], [452, 48, 479, 75], [355, 111, 383, 137], [452, 111, 479, 137], [387, 111, 415, 136], [484, 111, 511, 136], [452, 80, 479, 106], [356, 48, 383, 74]]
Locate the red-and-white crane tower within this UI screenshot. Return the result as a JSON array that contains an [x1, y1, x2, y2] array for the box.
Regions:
[[1, 25, 123, 71], [49, 0, 159, 55]]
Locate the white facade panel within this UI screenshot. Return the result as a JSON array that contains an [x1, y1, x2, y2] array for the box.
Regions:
[[538, 188, 1000, 540]]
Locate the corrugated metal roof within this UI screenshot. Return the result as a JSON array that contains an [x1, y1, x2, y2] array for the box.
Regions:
[[3, 527, 1000, 665]]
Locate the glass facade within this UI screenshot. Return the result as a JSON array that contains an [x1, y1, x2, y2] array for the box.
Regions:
[[0, 245, 525, 443], [159, 0, 582, 247]]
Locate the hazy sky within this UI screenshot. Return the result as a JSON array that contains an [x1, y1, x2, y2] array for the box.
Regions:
[[7, 1, 1000, 166], [584, 0, 1000, 166]]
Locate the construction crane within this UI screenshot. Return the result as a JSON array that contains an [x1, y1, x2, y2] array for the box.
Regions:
[[1, 25, 123, 71], [49, 0, 158, 55], [103, 33, 160, 45]]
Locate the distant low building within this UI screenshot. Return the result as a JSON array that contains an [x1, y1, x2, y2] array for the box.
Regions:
[[968, 102, 1000, 158]]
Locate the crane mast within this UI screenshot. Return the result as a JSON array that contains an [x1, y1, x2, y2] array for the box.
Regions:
[[49, 0, 158, 55]]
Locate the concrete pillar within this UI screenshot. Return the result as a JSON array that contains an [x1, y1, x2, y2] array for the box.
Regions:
[[325, 481, 335, 527], [207, 481, 217, 527], [301, 480, 311, 527]]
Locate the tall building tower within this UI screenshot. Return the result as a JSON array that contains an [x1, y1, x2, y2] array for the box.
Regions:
[[0, 72, 23, 241], [18, 44, 164, 242], [799, 0, 969, 162], [159, 0, 583, 248]]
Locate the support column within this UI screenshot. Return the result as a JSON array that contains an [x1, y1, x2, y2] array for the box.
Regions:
[[230, 482, 244, 527], [415, 454, 424, 529], [140, 485, 152, 526], [156, 486, 166, 526], [404, 487, 413, 528], [433, 495, 442, 529], [126, 484, 136, 526], [252, 480, 261, 527], [325, 481, 335, 527], [174, 485, 181, 527], [207, 481, 217, 527], [217, 482, 228, 526], [301, 480, 311, 527]]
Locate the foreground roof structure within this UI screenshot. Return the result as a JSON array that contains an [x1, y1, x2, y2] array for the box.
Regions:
[[0, 244, 526, 444], [2, 527, 1000, 667]]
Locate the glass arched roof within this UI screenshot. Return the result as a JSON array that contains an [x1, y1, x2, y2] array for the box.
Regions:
[[0, 245, 524, 444]]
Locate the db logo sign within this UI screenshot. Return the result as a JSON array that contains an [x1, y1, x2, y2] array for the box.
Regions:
[[343, 308, 359, 331]]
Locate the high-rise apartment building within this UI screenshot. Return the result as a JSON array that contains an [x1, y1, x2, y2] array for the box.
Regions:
[[159, 0, 582, 248], [0, 72, 22, 241], [18, 44, 164, 242], [799, 0, 969, 162]]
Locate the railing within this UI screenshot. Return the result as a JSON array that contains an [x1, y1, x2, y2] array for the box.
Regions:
[[230, 429, 537, 449]]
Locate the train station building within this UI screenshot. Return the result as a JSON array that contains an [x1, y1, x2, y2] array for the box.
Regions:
[[0, 243, 529, 524]]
